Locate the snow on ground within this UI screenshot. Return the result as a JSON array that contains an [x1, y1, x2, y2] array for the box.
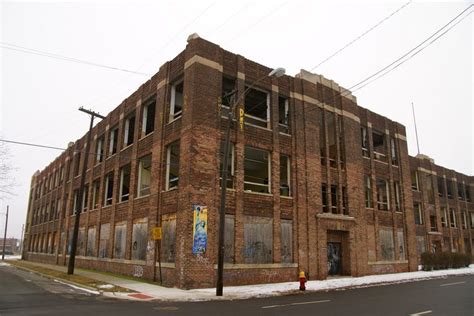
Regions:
[[0, 262, 10, 267], [3, 255, 21, 260], [97, 284, 115, 289]]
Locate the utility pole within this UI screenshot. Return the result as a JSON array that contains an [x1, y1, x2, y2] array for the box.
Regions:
[[67, 107, 105, 275], [411, 102, 420, 155], [2, 205, 9, 260], [20, 224, 25, 254]]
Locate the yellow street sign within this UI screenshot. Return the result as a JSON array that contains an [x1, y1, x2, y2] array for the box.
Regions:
[[151, 227, 162, 240], [239, 108, 244, 130]]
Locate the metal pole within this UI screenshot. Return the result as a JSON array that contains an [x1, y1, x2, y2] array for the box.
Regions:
[[68, 107, 105, 274], [158, 239, 162, 284], [20, 224, 24, 254], [2, 206, 9, 260], [411, 102, 420, 155]]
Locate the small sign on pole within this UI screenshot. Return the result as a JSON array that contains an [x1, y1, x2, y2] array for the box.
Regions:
[[239, 108, 244, 130], [151, 227, 162, 240]]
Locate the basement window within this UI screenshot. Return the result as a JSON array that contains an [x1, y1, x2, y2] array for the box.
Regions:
[[219, 141, 235, 189], [278, 96, 290, 134], [376, 178, 390, 211], [119, 164, 131, 202], [137, 155, 151, 196], [123, 115, 135, 147], [244, 146, 270, 193], [244, 87, 269, 128], [95, 135, 104, 164], [104, 172, 114, 206], [170, 81, 183, 122], [166, 141, 180, 190], [220, 77, 236, 118], [280, 155, 291, 196], [141, 100, 156, 137], [372, 130, 387, 162], [414, 203, 423, 225], [108, 126, 118, 156]]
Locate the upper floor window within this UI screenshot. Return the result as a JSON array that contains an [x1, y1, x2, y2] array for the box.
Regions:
[[137, 155, 151, 197], [220, 77, 235, 118], [280, 155, 291, 196], [441, 207, 448, 227], [330, 184, 338, 213], [376, 178, 390, 211], [169, 81, 183, 122], [119, 164, 131, 202], [141, 100, 156, 137], [244, 87, 269, 129], [430, 215, 437, 232], [414, 203, 423, 225], [437, 177, 445, 197], [73, 152, 81, 177], [95, 135, 104, 164], [424, 174, 435, 204], [244, 146, 270, 193], [394, 181, 401, 212], [461, 211, 467, 229], [91, 180, 100, 209], [104, 172, 114, 206], [123, 115, 135, 147], [372, 130, 387, 162], [166, 141, 180, 190], [446, 179, 453, 199], [449, 208, 456, 227], [219, 141, 235, 189], [319, 109, 326, 165], [411, 170, 419, 191], [278, 96, 290, 134], [361, 126, 369, 157], [327, 111, 337, 168], [365, 175, 372, 208], [457, 183, 465, 201], [322, 183, 328, 213], [390, 137, 398, 166], [108, 126, 118, 156]]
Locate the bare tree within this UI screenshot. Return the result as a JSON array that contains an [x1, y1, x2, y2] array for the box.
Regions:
[[0, 141, 16, 199]]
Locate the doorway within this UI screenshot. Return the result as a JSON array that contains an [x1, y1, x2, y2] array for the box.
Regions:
[[327, 242, 342, 275]]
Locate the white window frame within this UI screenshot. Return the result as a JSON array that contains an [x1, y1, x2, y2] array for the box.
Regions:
[[108, 127, 118, 156], [280, 155, 291, 196], [244, 86, 271, 129], [441, 207, 448, 227], [376, 178, 390, 211], [449, 208, 456, 228], [119, 166, 130, 202], [243, 146, 271, 194], [137, 156, 151, 197], [96, 137, 103, 163], [104, 173, 113, 206], [169, 81, 183, 122], [461, 211, 467, 229], [165, 143, 179, 191], [414, 203, 423, 225], [278, 97, 290, 134]]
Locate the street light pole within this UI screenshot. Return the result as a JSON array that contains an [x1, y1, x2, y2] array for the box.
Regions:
[[67, 107, 105, 275], [216, 68, 285, 296], [2, 205, 8, 260]]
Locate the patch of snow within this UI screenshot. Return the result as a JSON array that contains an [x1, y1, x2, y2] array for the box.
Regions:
[[0, 262, 10, 267], [98, 284, 115, 289], [4, 255, 21, 260], [53, 279, 100, 295]]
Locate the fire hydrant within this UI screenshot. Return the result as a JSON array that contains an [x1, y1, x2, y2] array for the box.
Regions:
[[299, 271, 307, 291]]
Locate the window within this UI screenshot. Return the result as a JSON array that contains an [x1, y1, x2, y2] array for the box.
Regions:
[[470, 212, 474, 229], [278, 96, 290, 134], [437, 177, 445, 197], [224, 215, 235, 263], [123, 115, 135, 147], [166, 141, 180, 190], [161, 214, 176, 263], [397, 229, 406, 260], [119, 164, 131, 202], [86, 226, 96, 257], [372, 130, 387, 162], [376, 178, 390, 211], [281, 219, 293, 263], [95, 135, 104, 164], [91, 180, 100, 209], [446, 179, 453, 198], [342, 186, 348, 215], [365, 175, 372, 208], [430, 216, 438, 232], [108, 127, 118, 156], [141, 100, 155, 137], [327, 112, 337, 168], [379, 227, 395, 261], [113, 222, 127, 259], [243, 216, 273, 264], [457, 183, 465, 201], [441, 207, 448, 228], [131, 218, 148, 260], [77, 228, 85, 256], [319, 109, 326, 165], [461, 211, 467, 229], [394, 181, 401, 212], [137, 155, 151, 197], [414, 203, 423, 225], [244, 146, 270, 193], [280, 155, 290, 196], [81, 185, 88, 211], [465, 186, 471, 202], [59, 165, 64, 182], [424, 174, 435, 204], [322, 183, 328, 213], [55, 199, 61, 219], [220, 77, 235, 118], [219, 141, 235, 189], [244, 87, 269, 128], [104, 172, 114, 206], [390, 137, 398, 165], [73, 189, 80, 215], [73, 152, 81, 177], [170, 81, 183, 121], [411, 171, 419, 191], [98, 223, 110, 258], [337, 115, 345, 167], [330, 184, 338, 213], [449, 208, 456, 227]]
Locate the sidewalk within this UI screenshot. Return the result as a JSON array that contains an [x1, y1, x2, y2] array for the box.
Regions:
[[6, 259, 474, 302]]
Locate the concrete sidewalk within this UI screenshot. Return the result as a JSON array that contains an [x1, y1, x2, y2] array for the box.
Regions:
[[7, 259, 474, 302]]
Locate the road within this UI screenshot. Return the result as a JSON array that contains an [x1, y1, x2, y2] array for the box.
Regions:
[[0, 263, 472, 315]]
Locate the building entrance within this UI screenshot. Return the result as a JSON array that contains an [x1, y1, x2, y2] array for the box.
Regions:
[[327, 242, 342, 275]]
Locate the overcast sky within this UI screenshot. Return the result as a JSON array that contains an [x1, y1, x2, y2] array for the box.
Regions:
[[1, 0, 472, 239]]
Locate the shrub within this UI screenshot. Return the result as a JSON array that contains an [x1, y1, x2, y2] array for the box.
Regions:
[[421, 251, 471, 270]]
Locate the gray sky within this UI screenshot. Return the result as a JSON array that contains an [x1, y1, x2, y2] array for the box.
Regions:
[[1, 0, 472, 239]]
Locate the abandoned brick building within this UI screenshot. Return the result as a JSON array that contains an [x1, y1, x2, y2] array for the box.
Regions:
[[23, 34, 474, 289]]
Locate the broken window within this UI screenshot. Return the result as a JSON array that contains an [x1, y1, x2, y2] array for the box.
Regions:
[[342, 186, 348, 215], [397, 229, 406, 260], [95, 135, 104, 164], [119, 164, 131, 202], [394, 181, 401, 212], [104, 172, 114, 206], [220, 77, 236, 118], [372, 130, 387, 162], [244, 146, 270, 193], [280, 155, 290, 196], [86, 226, 96, 256], [131, 218, 148, 261], [224, 215, 235, 263], [327, 111, 337, 168], [137, 155, 151, 197], [123, 115, 135, 147], [457, 183, 465, 200], [161, 214, 176, 263], [244, 87, 269, 128], [113, 221, 127, 259], [379, 227, 395, 261], [98, 223, 110, 258], [461, 211, 467, 229], [166, 141, 180, 190], [73, 152, 81, 177], [466, 186, 471, 202], [82, 185, 88, 211], [376, 178, 390, 211], [322, 183, 328, 212], [449, 208, 456, 227], [390, 137, 398, 166], [73, 189, 80, 215], [219, 141, 235, 189], [91, 180, 100, 209], [430, 216, 438, 232], [365, 175, 372, 208], [281, 219, 293, 263], [141, 100, 156, 137], [446, 179, 453, 198], [411, 170, 419, 191], [414, 203, 423, 225], [441, 207, 448, 228], [278, 96, 290, 134], [243, 216, 273, 264], [108, 126, 118, 156], [437, 177, 445, 197], [330, 184, 338, 214], [170, 81, 183, 121]]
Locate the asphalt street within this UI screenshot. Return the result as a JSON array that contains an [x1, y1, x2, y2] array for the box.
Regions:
[[0, 263, 472, 315]]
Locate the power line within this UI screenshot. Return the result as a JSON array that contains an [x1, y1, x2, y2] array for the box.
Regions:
[[0, 43, 152, 76], [310, 0, 412, 71]]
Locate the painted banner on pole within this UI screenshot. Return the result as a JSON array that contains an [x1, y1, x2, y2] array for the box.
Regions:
[[192, 205, 208, 255]]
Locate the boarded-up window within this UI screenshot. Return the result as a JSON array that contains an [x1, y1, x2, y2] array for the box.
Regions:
[[281, 219, 293, 263], [161, 214, 176, 263], [86, 226, 96, 257], [243, 216, 273, 264], [416, 236, 426, 255], [224, 215, 235, 263], [114, 222, 127, 259], [132, 218, 148, 261], [397, 229, 406, 261], [379, 227, 394, 261], [99, 223, 110, 258], [77, 227, 85, 256]]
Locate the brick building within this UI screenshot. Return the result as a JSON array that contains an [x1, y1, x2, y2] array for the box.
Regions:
[[22, 34, 474, 289]]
